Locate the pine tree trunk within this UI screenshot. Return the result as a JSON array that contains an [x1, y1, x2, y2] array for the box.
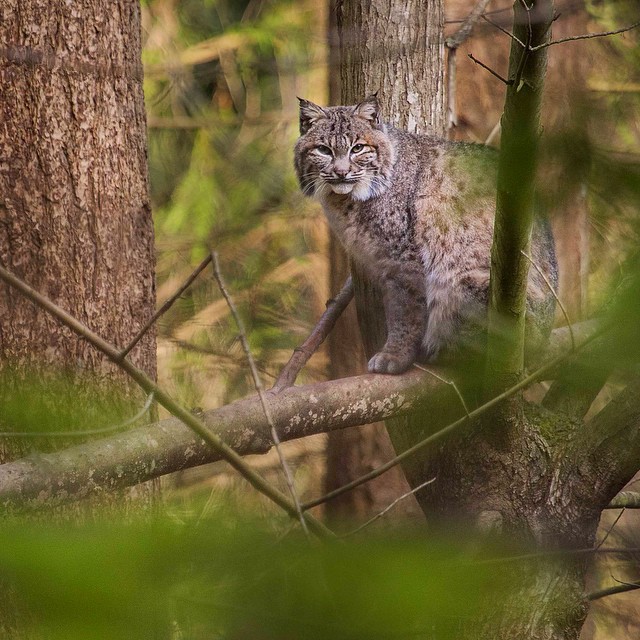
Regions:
[[0, 2, 156, 634], [0, 2, 156, 462]]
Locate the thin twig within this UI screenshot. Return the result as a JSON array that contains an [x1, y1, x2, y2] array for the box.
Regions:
[[0, 262, 333, 539], [481, 15, 526, 48], [512, 0, 533, 91], [413, 364, 470, 418], [118, 254, 212, 360], [611, 574, 640, 589], [211, 250, 309, 536], [339, 477, 436, 538], [530, 21, 640, 51], [272, 277, 354, 392], [595, 508, 625, 550], [0, 392, 155, 438], [468, 53, 512, 85], [521, 250, 575, 351], [301, 325, 606, 511]]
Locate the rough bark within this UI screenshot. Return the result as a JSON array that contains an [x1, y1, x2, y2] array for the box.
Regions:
[[0, 321, 585, 512], [0, 0, 156, 459], [0, 1, 156, 635], [0, 369, 441, 511]]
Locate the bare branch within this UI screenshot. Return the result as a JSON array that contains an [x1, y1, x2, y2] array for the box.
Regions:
[[302, 324, 604, 511], [211, 250, 309, 536], [595, 508, 625, 550], [445, 0, 493, 50], [481, 15, 526, 48], [467, 53, 512, 85], [572, 378, 640, 509], [118, 255, 212, 360], [607, 491, 640, 509], [588, 580, 640, 602], [0, 318, 596, 512], [272, 277, 354, 393], [339, 477, 436, 537], [0, 262, 333, 539], [0, 369, 434, 511], [530, 21, 640, 51]]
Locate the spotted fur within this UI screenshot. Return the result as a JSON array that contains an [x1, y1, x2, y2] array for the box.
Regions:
[[294, 96, 558, 374]]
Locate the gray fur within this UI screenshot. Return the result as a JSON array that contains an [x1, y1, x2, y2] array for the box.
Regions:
[[294, 96, 558, 374]]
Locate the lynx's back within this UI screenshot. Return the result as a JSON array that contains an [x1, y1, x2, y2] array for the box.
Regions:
[[294, 96, 557, 372]]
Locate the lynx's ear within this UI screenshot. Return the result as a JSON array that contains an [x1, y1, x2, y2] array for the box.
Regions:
[[298, 98, 328, 134], [353, 94, 381, 127]]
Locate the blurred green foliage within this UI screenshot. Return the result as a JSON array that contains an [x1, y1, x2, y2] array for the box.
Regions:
[[0, 512, 513, 640], [143, 0, 329, 407], [0, 367, 151, 454]]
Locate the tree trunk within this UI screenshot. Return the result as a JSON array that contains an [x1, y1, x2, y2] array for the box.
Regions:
[[0, 1, 156, 634], [0, 3, 155, 464], [324, 0, 419, 524], [448, 0, 590, 320]]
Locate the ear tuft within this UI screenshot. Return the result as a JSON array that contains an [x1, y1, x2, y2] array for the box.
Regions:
[[298, 98, 328, 134], [352, 93, 381, 126]]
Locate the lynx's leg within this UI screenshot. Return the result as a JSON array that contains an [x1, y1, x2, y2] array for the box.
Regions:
[[421, 272, 488, 362], [421, 297, 461, 362], [368, 278, 427, 374]]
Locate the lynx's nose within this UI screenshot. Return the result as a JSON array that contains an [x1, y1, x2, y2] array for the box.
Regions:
[[332, 156, 351, 179]]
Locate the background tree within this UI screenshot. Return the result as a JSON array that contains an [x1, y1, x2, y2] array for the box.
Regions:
[[0, 2, 156, 456], [0, 0, 157, 635], [323, 0, 422, 525]]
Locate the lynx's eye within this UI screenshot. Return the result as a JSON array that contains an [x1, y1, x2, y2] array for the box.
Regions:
[[351, 143, 366, 154], [315, 145, 333, 156]]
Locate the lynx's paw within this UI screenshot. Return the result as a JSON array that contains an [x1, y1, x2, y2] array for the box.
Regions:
[[368, 351, 413, 375]]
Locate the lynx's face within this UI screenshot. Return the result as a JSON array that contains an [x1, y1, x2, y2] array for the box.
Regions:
[[294, 96, 395, 202]]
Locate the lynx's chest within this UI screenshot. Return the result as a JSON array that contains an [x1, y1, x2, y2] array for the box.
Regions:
[[319, 194, 415, 273]]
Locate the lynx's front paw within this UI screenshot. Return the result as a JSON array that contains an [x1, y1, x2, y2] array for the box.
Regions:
[[368, 351, 413, 375]]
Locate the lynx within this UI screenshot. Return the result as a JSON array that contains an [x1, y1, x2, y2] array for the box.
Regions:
[[294, 95, 557, 374]]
